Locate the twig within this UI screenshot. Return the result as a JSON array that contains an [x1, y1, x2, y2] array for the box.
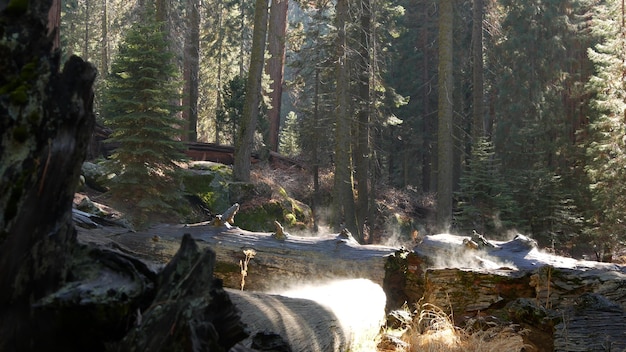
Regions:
[[240, 249, 256, 291]]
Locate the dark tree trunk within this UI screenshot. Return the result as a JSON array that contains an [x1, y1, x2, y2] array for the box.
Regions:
[[101, 0, 109, 74], [421, 4, 434, 193], [0, 2, 97, 349], [234, 0, 269, 182], [436, 0, 454, 230], [472, 0, 484, 139], [355, 0, 372, 242], [332, 0, 357, 236], [265, 0, 288, 152], [183, 0, 200, 142]]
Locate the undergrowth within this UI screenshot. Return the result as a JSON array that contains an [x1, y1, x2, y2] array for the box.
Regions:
[[381, 303, 528, 352]]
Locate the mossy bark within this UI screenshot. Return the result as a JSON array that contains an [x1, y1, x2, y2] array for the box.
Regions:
[[0, 1, 97, 348]]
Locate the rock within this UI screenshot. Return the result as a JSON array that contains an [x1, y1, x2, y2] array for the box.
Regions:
[[82, 161, 110, 192], [182, 164, 233, 214], [76, 196, 105, 216]]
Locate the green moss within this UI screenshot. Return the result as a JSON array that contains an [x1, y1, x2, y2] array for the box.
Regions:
[[20, 61, 38, 80], [10, 84, 28, 105], [27, 111, 40, 124], [181, 170, 230, 213], [12, 125, 28, 143], [214, 261, 240, 274], [284, 212, 297, 226], [6, 0, 28, 15], [236, 201, 284, 232]]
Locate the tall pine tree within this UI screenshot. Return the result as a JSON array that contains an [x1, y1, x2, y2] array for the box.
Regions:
[[585, 0, 626, 254], [103, 3, 185, 225]]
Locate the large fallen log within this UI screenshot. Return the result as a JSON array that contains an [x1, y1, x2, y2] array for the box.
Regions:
[[408, 233, 626, 352], [77, 223, 399, 292], [76, 217, 626, 352]]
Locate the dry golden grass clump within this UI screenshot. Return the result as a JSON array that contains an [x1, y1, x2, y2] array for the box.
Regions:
[[397, 304, 527, 352]]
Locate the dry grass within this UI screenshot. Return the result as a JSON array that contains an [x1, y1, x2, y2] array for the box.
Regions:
[[397, 304, 527, 352]]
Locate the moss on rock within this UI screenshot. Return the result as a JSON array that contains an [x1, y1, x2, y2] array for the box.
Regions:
[[181, 165, 232, 214]]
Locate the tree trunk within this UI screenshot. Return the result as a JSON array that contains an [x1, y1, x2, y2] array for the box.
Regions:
[[471, 0, 484, 139], [332, 0, 358, 236], [0, 3, 97, 348], [436, 0, 454, 231], [100, 0, 109, 74], [214, 0, 225, 145], [78, 224, 397, 291], [265, 0, 289, 152], [421, 3, 434, 193], [234, 0, 270, 182], [119, 235, 247, 351], [355, 0, 372, 242], [83, 0, 90, 60], [48, 0, 61, 51], [312, 68, 321, 232], [183, 0, 200, 142]]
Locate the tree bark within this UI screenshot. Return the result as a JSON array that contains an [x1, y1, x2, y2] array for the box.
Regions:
[[436, 0, 454, 231], [471, 0, 484, 139], [332, 0, 358, 236], [0, 2, 97, 348], [48, 0, 61, 51], [100, 0, 109, 74], [183, 0, 200, 142], [119, 234, 247, 352], [234, 0, 269, 182], [421, 2, 434, 193], [355, 0, 372, 242], [265, 0, 289, 152], [77, 224, 397, 292]]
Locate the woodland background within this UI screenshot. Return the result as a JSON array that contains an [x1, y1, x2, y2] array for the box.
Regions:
[[59, 0, 626, 258]]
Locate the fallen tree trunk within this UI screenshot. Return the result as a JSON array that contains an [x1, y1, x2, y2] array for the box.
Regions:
[[78, 224, 399, 292], [409, 234, 626, 352]]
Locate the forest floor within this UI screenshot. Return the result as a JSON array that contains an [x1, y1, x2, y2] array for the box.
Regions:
[[76, 160, 436, 247]]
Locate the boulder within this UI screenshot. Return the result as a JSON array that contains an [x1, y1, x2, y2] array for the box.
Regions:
[[81, 161, 110, 192]]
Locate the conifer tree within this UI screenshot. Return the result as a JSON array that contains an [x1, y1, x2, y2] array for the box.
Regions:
[[455, 138, 518, 237], [103, 4, 185, 225], [279, 111, 301, 156], [584, 0, 626, 253]]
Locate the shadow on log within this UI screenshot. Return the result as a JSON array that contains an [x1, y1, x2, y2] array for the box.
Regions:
[[118, 234, 247, 352]]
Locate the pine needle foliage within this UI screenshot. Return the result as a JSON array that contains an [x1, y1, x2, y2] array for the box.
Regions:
[[584, 0, 626, 250], [103, 5, 185, 225], [455, 138, 518, 237], [279, 111, 301, 157]]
